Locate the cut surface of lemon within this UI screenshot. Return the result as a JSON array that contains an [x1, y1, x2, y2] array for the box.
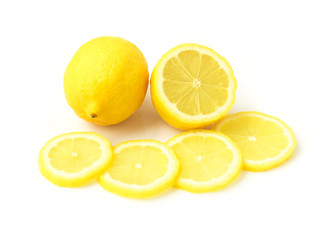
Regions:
[[39, 132, 113, 187], [151, 43, 237, 130], [213, 111, 297, 171], [98, 140, 180, 198], [166, 130, 243, 193]]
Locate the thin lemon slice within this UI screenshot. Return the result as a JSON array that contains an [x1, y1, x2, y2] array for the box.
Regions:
[[212, 111, 297, 171], [98, 140, 180, 198], [166, 130, 243, 193], [151, 43, 237, 130], [39, 132, 113, 187]]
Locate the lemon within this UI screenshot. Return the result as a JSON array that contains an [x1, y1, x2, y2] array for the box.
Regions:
[[39, 132, 113, 187], [166, 130, 243, 193], [64, 36, 149, 126], [151, 43, 237, 130], [212, 111, 297, 171], [98, 140, 180, 198]]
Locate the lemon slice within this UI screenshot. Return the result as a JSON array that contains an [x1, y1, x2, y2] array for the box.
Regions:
[[151, 43, 237, 130], [212, 111, 297, 171], [98, 140, 180, 198], [39, 132, 113, 187], [166, 130, 243, 193]]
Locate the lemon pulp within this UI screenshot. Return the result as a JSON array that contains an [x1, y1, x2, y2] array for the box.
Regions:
[[39, 132, 112, 187], [167, 130, 242, 193], [171, 135, 233, 181], [163, 50, 229, 116], [108, 145, 169, 185], [49, 138, 102, 173], [98, 140, 180, 198], [213, 111, 296, 171], [220, 116, 288, 160], [151, 43, 237, 130]]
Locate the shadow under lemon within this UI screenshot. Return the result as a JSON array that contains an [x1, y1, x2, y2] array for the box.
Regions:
[[78, 94, 183, 146]]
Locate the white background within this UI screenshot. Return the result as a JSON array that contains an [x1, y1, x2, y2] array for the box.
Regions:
[[1, 0, 323, 239]]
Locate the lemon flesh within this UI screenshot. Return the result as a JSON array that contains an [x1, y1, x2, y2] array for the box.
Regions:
[[98, 140, 180, 198], [39, 132, 113, 187], [64, 36, 149, 126], [167, 130, 243, 193], [151, 44, 236, 130], [213, 111, 297, 171]]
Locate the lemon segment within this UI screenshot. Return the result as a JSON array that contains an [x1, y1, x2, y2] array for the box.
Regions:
[[98, 140, 180, 198], [151, 44, 237, 130], [166, 130, 243, 193], [213, 111, 297, 171], [39, 132, 113, 187]]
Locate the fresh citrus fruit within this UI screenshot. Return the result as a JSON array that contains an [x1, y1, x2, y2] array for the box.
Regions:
[[212, 111, 297, 171], [39, 132, 113, 187], [98, 140, 180, 198], [64, 36, 149, 126], [151, 43, 237, 130], [166, 130, 243, 193]]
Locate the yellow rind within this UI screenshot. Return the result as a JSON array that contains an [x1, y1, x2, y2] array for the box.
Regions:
[[98, 140, 180, 198], [166, 130, 243, 193], [64, 36, 149, 126], [151, 43, 237, 130], [39, 132, 113, 187], [212, 111, 297, 171]]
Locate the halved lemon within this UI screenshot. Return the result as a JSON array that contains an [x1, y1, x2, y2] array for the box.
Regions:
[[98, 140, 180, 198], [166, 130, 243, 193], [39, 132, 113, 187], [151, 43, 237, 130], [212, 111, 297, 171]]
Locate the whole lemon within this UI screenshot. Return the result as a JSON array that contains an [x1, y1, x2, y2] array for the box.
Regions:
[[64, 36, 149, 125]]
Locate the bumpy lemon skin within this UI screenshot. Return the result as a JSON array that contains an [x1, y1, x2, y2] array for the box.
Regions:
[[150, 43, 237, 130], [38, 132, 113, 187], [64, 36, 149, 126]]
